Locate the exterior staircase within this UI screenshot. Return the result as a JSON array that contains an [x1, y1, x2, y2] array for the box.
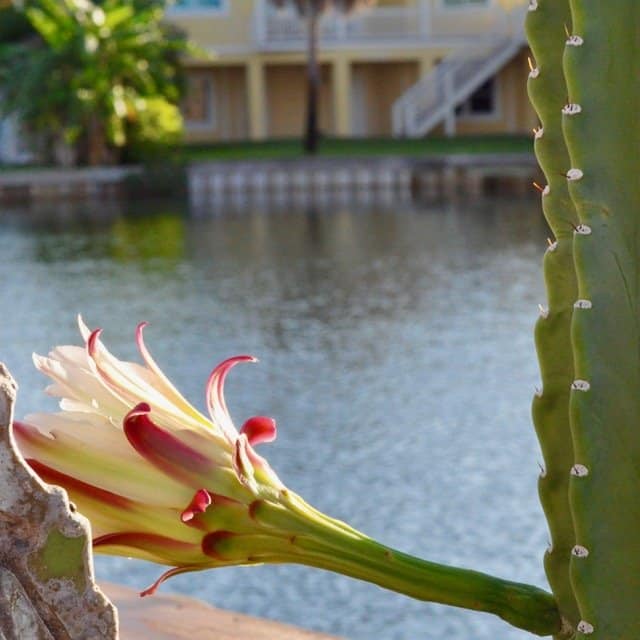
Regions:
[[392, 33, 527, 138]]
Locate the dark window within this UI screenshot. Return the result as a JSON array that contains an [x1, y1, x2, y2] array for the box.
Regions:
[[455, 78, 496, 116]]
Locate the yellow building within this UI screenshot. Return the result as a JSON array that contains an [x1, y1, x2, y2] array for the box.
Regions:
[[167, 0, 535, 143]]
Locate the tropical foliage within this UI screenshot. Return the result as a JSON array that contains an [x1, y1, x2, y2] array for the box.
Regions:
[[0, 0, 190, 165]]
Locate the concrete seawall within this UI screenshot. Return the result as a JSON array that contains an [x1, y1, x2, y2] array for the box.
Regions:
[[0, 154, 539, 206], [190, 154, 538, 209], [0, 166, 141, 203]]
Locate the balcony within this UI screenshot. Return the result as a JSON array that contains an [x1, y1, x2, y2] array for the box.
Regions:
[[253, 1, 519, 50], [255, 0, 429, 51]]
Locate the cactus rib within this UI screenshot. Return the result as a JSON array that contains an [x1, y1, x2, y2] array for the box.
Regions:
[[526, 0, 581, 633]]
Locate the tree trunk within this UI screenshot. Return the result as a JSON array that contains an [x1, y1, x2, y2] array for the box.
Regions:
[[82, 115, 115, 166], [304, 7, 320, 154]]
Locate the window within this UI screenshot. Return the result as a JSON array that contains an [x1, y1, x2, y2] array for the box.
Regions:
[[171, 0, 227, 13], [455, 78, 498, 118], [182, 73, 216, 128]]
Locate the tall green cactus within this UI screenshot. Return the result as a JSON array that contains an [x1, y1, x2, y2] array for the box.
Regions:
[[527, 0, 640, 636], [562, 2, 640, 637]]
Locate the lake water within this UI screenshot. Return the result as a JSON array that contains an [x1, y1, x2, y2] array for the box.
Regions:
[[0, 195, 550, 640]]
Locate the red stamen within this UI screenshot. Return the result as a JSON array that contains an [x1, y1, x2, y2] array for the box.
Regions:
[[87, 328, 103, 358], [94, 531, 195, 552], [239, 416, 277, 446], [123, 403, 211, 480], [25, 457, 132, 510], [201, 530, 235, 560], [205, 355, 257, 442], [232, 435, 255, 488], [140, 567, 198, 597], [181, 489, 212, 523]]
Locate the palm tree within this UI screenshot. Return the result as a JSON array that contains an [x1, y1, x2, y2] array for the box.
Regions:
[[269, 0, 375, 153]]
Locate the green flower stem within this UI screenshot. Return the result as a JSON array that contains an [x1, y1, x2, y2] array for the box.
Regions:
[[243, 494, 563, 637]]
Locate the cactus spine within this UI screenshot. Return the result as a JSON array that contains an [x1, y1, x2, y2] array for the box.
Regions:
[[526, 0, 581, 635]]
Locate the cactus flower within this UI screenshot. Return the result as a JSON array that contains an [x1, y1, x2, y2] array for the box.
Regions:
[[14, 317, 304, 595], [14, 318, 561, 636]]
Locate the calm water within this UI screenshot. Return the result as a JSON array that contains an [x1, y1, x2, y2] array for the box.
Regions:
[[1, 196, 550, 640]]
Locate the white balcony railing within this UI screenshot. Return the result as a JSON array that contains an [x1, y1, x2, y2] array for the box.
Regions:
[[254, 1, 520, 49], [255, 3, 427, 48]]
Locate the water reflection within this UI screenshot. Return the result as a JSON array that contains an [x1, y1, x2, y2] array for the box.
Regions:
[[110, 214, 185, 263], [0, 196, 549, 640], [2, 204, 186, 264]]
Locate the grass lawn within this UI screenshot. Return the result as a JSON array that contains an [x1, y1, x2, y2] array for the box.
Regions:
[[0, 136, 533, 171], [180, 135, 533, 163]]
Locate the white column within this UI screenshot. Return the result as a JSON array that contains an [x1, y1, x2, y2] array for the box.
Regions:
[[443, 70, 456, 136], [246, 60, 267, 140], [333, 58, 352, 136]]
